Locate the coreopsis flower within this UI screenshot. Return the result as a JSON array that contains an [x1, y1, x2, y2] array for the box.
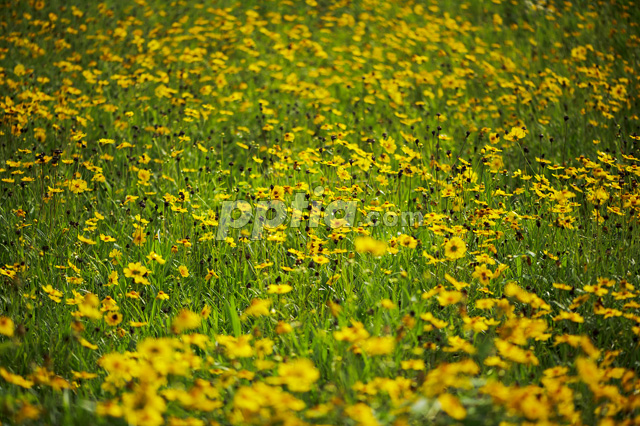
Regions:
[[354, 236, 387, 256], [105, 312, 123, 327], [176, 238, 192, 248], [334, 321, 370, 343], [42, 285, 63, 303], [0, 317, 15, 337], [443, 237, 466, 260], [79, 338, 98, 350], [271, 185, 285, 200], [121, 385, 166, 426], [276, 321, 293, 334], [397, 234, 418, 248], [69, 178, 88, 194], [216, 334, 253, 358], [254, 338, 274, 358], [345, 403, 378, 426], [241, 298, 271, 319], [360, 336, 396, 356], [123, 262, 150, 285], [146, 251, 165, 265], [437, 290, 464, 306], [106, 271, 118, 287], [443, 336, 477, 355], [205, 269, 218, 281], [177, 265, 189, 277], [200, 305, 211, 318], [401, 359, 426, 370], [109, 249, 122, 264], [78, 235, 96, 245], [337, 167, 351, 180], [312, 255, 329, 265], [381, 136, 397, 153], [137, 169, 151, 184], [273, 358, 319, 392], [438, 393, 467, 420], [472, 264, 493, 285], [132, 228, 147, 246], [267, 284, 293, 294], [381, 299, 395, 309], [0, 368, 33, 388], [172, 310, 201, 333]]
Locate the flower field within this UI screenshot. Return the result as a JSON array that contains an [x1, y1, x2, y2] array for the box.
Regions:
[[1, 0, 640, 424]]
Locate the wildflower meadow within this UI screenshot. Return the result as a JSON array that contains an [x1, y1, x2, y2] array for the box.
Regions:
[[1, 0, 640, 424]]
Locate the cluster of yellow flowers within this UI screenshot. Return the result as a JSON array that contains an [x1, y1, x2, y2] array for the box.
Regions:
[[1, 0, 640, 424]]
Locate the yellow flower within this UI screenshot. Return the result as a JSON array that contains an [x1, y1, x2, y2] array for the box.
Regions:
[[100, 234, 116, 242], [443, 237, 466, 260], [255, 338, 274, 358], [0, 316, 15, 337], [66, 276, 84, 285], [123, 262, 150, 285], [105, 312, 123, 326], [345, 403, 379, 426], [41, 285, 63, 303], [438, 393, 466, 420], [177, 265, 189, 277], [132, 228, 147, 246], [437, 290, 464, 306], [472, 264, 493, 285], [381, 299, 396, 309], [354, 236, 387, 257], [381, 136, 397, 154], [275, 358, 320, 392], [0, 367, 33, 389], [156, 291, 169, 300], [268, 284, 293, 294], [241, 298, 271, 319], [312, 255, 329, 265], [78, 235, 96, 245], [106, 271, 119, 287], [72, 371, 98, 381], [146, 251, 166, 265], [443, 336, 477, 355], [137, 169, 151, 182], [495, 338, 539, 365], [504, 126, 527, 141], [270, 185, 285, 200], [201, 305, 212, 318], [284, 132, 295, 142], [176, 238, 192, 248], [360, 336, 396, 356], [337, 167, 351, 181], [15, 400, 41, 422], [79, 338, 98, 350], [401, 359, 425, 370], [172, 309, 201, 333], [334, 321, 370, 343], [397, 234, 418, 249], [205, 269, 218, 280], [121, 385, 166, 426], [69, 178, 88, 194], [276, 321, 293, 334], [216, 334, 254, 358]]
